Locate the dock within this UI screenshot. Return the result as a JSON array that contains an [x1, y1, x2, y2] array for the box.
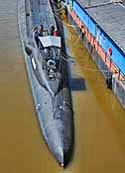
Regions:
[[65, 0, 125, 108]]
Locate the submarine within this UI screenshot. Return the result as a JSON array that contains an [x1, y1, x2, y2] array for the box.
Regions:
[[18, 0, 74, 167]]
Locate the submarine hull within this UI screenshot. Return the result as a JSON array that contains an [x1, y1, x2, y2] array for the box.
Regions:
[[18, 0, 74, 167], [37, 86, 73, 166]]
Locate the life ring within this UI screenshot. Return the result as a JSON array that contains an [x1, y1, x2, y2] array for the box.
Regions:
[[47, 59, 56, 67], [108, 48, 112, 56]]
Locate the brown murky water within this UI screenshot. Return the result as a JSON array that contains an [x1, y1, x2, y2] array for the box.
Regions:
[[0, 1, 125, 172]]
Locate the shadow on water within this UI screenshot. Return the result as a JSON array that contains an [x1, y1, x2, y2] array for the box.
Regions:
[[68, 56, 87, 91], [69, 77, 86, 91], [64, 116, 75, 169]]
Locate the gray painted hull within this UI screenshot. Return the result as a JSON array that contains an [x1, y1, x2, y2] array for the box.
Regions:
[[18, 0, 74, 167]]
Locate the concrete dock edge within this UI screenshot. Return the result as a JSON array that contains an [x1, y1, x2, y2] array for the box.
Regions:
[[68, 8, 125, 109]]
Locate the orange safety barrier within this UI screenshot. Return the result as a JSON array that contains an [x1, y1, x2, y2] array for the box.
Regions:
[[71, 10, 75, 17], [77, 18, 81, 28], [79, 20, 83, 28], [93, 39, 98, 50], [69, 10, 72, 17], [77, 16, 80, 25], [69, 9, 125, 80], [87, 31, 90, 41], [73, 13, 76, 20], [75, 15, 78, 24], [70, 10, 74, 17], [90, 33, 94, 45], [82, 26, 85, 33], [100, 47, 105, 61], [105, 55, 110, 68]]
